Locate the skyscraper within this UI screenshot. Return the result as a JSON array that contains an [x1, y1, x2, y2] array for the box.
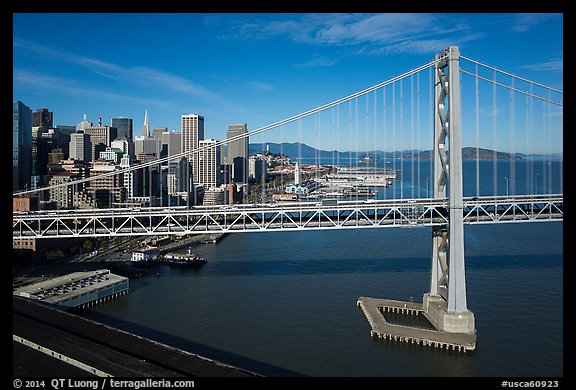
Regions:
[[162, 130, 181, 159], [13, 101, 32, 191], [69, 132, 92, 163], [226, 123, 249, 183], [84, 125, 118, 161], [111, 117, 133, 141], [181, 114, 205, 183], [76, 114, 92, 131], [143, 110, 150, 138], [198, 139, 218, 190], [32, 108, 53, 128], [134, 135, 159, 162]]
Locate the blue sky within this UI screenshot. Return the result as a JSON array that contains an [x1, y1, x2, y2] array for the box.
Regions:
[[13, 13, 563, 154]]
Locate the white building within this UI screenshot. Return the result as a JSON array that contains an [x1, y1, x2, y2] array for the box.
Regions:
[[99, 147, 124, 164], [131, 246, 160, 263], [181, 114, 204, 182], [198, 139, 218, 189], [111, 137, 134, 161], [69, 132, 92, 163], [120, 154, 135, 199], [249, 155, 267, 181]]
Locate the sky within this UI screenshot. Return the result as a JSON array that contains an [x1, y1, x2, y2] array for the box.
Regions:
[[13, 13, 564, 154]]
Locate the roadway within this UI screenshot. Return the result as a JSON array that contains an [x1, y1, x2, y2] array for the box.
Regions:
[[12, 194, 563, 239], [13, 295, 261, 377]]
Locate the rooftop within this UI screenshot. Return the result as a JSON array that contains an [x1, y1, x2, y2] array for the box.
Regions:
[[13, 269, 128, 306]]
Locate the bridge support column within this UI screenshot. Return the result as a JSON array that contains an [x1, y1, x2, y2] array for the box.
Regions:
[[423, 46, 475, 335]]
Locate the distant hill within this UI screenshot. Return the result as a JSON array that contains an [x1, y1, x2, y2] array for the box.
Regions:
[[249, 142, 526, 161]]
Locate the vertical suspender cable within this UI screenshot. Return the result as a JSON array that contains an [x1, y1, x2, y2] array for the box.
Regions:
[[400, 78, 404, 200], [542, 96, 547, 194], [417, 72, 421, 199], [510, 78, 515, 196], [475, 64, 480, 197], [392, 82, 396, 200], [492, 70, 497, 197], [524, 91, 532, 195], [429, 66, 433, 199], [411, 74, 415, 199], [530, 84, 535, 194], [383, 86, 387, 200], [348, 101, 352, 171]]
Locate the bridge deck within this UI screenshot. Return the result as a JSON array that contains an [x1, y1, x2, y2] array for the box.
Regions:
[[13, 296, 260, 377]]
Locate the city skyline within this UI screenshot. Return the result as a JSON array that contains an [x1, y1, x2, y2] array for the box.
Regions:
[[13, 13, 563, 153]]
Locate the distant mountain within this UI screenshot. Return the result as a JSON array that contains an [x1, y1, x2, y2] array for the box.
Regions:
[[249, 142, 526, 161]]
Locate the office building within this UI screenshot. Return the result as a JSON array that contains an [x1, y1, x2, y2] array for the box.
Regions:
[[152, 127, 166, 142], [69, 132, 92, 163], [13, 101, 32, 191], [249, 155, 267, 181], [76, 114, 92, 131], [181, 114, 204, 182], [111, 117, 133, 141], [84, 125, 118, 161], [198, 139, 218, 190], [167, 156, 190, 195], [143, 110, 150, 137], [87, 160, 126, 208], [226, 123, 249, 183], [134, 135, 159, 162], [33, 108, 53, 128], [161, 130, 181, 159], [111, 137, 135, 161]]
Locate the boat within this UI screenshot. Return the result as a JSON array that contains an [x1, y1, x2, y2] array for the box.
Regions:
[[163, 247, 207, 267], [358, 155, 377, 163]]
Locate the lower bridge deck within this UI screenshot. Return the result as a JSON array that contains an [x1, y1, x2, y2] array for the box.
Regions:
[[13, 296, 261, 377]]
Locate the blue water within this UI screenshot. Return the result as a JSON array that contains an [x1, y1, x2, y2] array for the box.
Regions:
[[84, 160, 563, 377]]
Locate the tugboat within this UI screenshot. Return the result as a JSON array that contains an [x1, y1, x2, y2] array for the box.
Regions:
[[163, 247, 207, 267]]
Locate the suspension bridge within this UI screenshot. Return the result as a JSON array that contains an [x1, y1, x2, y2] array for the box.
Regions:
[[12, 46, 563, 352]]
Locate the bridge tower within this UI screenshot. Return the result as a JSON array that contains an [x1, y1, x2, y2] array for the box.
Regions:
[[422, 46, 475, 334]]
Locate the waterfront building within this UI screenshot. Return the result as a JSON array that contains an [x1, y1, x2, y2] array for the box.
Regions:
[[13, 269, 129, 310], [203, 186, 225, 205], [132, 246, 160, 263]]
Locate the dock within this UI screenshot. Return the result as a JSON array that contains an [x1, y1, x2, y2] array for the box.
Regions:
[[13, 269, 129, 310], [357, 296, 476, 352]]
